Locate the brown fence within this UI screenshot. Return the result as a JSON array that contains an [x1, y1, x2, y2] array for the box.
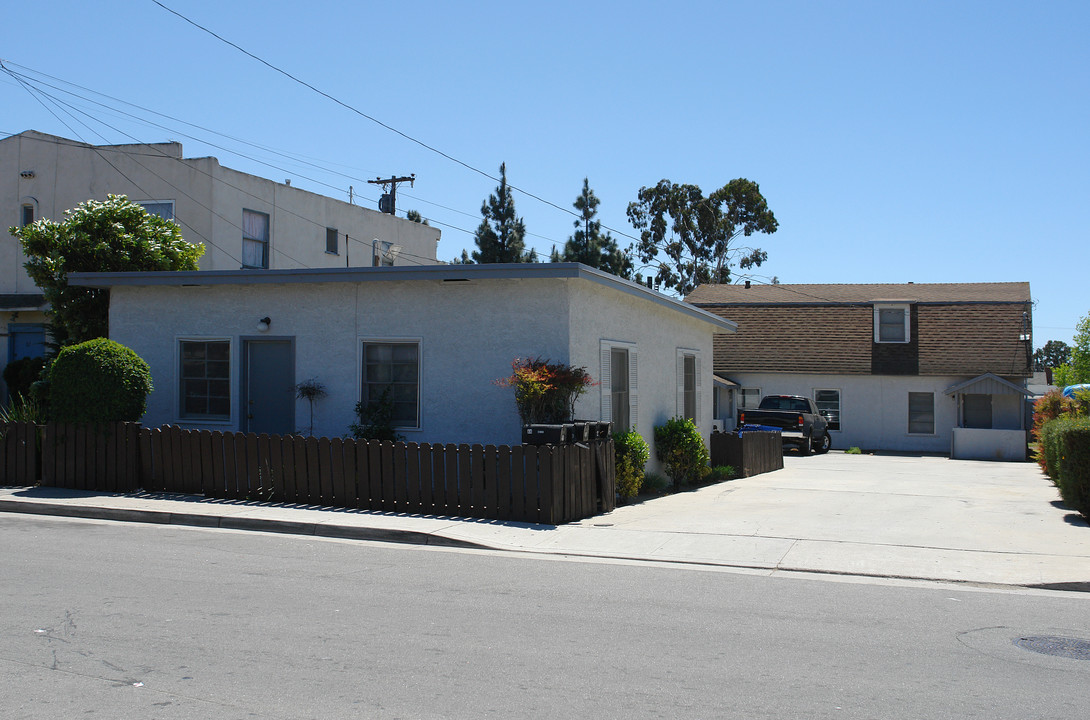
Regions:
[[4, 423, 615, 525], [41, 422, 142, 492], [710, 431, 784, 478], [0, 422, 38, 486]]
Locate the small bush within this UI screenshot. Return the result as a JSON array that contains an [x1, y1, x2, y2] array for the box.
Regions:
[[642, 472, 669, 493], [708, 465, 735, 483], [49, 338, 152, 423], [0, 393, 46, 424], [3, 356, 46, 401], [846, 446, 862, 455], [349, 389, 403, 442], [614, 429, 650, 501], [654, 416, 710, 490]]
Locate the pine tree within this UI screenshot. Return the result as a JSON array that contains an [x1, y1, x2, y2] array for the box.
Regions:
[[552, 178, 632, 278], [470, 163, 535, 263]]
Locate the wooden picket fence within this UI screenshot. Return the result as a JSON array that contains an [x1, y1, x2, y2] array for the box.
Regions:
[[0, 422, 38, 486], [1, 422, 615, 525], [709, 430, 784, 478]]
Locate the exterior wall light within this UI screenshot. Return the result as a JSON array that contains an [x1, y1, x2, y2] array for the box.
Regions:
[[257, 317, 271, 332]]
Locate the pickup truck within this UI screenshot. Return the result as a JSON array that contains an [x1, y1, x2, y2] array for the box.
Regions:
[[737, 395, 831, 455]]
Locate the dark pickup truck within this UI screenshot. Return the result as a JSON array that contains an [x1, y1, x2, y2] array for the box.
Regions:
[[737, 395, 831, 455]]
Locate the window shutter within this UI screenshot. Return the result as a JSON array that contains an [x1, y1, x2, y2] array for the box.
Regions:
[[600, 343, 612, 422], [629, 348, 638, 430], [695, 354, 702, 422], [676, 351, 685, 417]]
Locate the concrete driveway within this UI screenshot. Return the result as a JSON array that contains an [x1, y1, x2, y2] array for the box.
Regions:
[[497, 451, 1090, 587]]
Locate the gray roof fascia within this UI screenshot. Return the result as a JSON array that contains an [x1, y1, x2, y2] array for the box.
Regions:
[[943, 373, 1031, 396], [68, 263, 738, 333]]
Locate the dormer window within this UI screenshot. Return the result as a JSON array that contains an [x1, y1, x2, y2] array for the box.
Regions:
[[874, 304, 910, 343]]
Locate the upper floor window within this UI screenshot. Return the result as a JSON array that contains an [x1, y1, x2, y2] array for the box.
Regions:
[[326, 227, 339, 255], [874, 304, 910, 343], [242, 209, 270, 269], [20, 203, 35, 227], [138, 200, 175, 221]]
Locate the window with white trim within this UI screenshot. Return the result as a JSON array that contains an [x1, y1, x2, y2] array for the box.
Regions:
[[600, 341, 637, 432], [362, 341, 420, 429], [138, 200, 175, 221], [738, 387, 762, 410], [814, 389, 841, 431], [242, 209, 270, 269], [676, 349, 701, 421], [874, 304, 910, 343], [908, 392, 934, 434], [179, 339, 231, 420]]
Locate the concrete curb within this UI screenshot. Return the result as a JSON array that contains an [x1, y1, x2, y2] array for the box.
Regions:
[[0, 499, 488, 550]]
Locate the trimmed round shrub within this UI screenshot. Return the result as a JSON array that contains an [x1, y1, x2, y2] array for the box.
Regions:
[[653, 416, 710, 490], [614, 429, 650, 501], [49, 338, 153, 423]]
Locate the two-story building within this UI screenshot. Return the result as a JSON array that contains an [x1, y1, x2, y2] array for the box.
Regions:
[[687, 282, 1034, 460], [1, 130, 441, 398]]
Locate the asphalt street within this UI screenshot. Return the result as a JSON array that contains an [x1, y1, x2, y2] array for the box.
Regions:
[[2, 513, 1088, 719]]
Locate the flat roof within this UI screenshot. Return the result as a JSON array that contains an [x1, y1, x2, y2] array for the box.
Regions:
[[68, 263, 738, 333]]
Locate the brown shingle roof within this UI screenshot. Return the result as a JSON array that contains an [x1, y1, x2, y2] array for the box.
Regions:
[[686, 282, 1031, 305], [690, 282, 1032, 377]]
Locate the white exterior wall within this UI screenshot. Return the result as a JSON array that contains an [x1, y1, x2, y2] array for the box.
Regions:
[[723, 372, 964, 453], [109, 278, 571, 445], [567, 281, 715, 464], [106, 275, 724, 463]]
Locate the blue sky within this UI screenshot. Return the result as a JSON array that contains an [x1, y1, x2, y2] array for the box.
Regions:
[[3, 0, 1087, 345]]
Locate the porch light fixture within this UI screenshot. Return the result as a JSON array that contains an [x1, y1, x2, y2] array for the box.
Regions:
[[257, 317, 271, 332]]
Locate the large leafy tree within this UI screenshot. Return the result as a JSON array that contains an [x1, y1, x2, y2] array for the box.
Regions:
[[1070, 313, 1090, 382], [1034, 340, 1072, 371], [470, 162, 535, 263], [626, 178, 778, 296], [550, 178, 633, 279], [11, 195, 204, 346]]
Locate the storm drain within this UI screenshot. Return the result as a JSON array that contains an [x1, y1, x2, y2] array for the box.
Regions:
[[1013, 636, 1090, 661]]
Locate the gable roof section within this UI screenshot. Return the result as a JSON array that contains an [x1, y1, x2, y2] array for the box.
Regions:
[[68, 263, 737, 334], [688, 282, 1032, 377]]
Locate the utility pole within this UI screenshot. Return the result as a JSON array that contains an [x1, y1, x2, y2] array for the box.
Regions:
[[368, 174, 415, 216]]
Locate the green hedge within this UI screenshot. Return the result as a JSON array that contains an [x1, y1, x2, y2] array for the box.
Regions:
[[49, 338, 153, 423], [653, 416, 709, 490], [1039, 417, 1090, 519]]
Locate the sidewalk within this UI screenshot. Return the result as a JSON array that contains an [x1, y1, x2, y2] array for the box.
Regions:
[[3, 452, 1089, 590]]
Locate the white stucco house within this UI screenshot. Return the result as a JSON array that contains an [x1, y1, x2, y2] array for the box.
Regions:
[[687, 282, 1034, 460], [1, 129, 441, 399], [69, 263, 734, 469]]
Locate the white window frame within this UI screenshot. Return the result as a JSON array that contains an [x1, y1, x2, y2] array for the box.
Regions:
[[360, 338, 422, 431], [242, 209, 270, 269], [136, 199, 175, 221], [600, 340, 638, 432], [907, 391, 935, 435], [676, 348, 701, 422], [814, 388, 841, 432], [177, 337, 232, 423], [738, 387, 762, 410], [874, 303, 910, 343]]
